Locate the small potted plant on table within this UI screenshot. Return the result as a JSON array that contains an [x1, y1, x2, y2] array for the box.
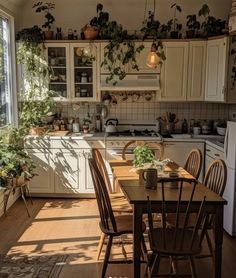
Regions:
[[33, 2, 55, 40]]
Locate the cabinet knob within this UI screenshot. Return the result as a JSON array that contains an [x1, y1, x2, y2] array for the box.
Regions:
[[214, 153, 220, 157]]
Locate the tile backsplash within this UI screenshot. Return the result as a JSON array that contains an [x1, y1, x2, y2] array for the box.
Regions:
[[55, 95, 236, 130]]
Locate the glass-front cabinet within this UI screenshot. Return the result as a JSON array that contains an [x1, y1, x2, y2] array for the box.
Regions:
[[45, 42, 100, 102], [70, 43, 99, 101], [45, 43, 70, 101]]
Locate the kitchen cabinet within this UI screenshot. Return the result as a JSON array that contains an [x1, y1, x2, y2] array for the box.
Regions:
[[187, 41, 206, 101], [205, 142, 224, 174], [159, 42, 189, 101], [24, 137, 105, 196], [205, 37, 228, 102], [45, 42, 100, 102], [162, 141, 205, 182]]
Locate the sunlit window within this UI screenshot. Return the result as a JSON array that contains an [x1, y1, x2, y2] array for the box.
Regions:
[[0, 12, 14, 128]]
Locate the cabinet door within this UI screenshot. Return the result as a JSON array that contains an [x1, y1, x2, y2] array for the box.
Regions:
[[187, 41, 206, 101], [205, 37, 228, 102], [26, 149, 54, 193], [54, 149, 80, 193], [70, 42, 100, 102], [45, 43, 70, 101], [160, 42, 189, 101]]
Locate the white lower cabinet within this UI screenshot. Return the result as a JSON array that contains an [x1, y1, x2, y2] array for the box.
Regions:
[[27, 148, 54, 193], [25, 138, 106, 196], [162, 141, 205, 182]]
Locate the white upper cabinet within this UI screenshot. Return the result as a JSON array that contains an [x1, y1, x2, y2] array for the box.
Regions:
[[159, 42, 189, 101], [45, 42, 100, 102], [205, 37, 228, 102], [45, 43, 70, 102], [187, 41, 206, 101]]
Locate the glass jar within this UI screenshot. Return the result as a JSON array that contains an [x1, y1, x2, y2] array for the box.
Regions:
[[81, 72, 88, 83], [80, 89, 88, 97]]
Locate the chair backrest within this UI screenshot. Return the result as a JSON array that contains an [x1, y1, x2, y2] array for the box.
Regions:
[[184, 148, 203, 180], [92, 148, 113, 193], [88, 157, 117, 234], [122, 140, 164, 160], [147, 177, 207, 253], [203, 159, 227, 197]]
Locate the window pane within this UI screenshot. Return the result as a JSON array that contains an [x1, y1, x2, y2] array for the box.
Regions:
[[0, 16, 11, 127]]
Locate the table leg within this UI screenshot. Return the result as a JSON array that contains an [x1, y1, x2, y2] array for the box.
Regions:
[[213, 205, 224, 278], [133, 205, 143, 278]]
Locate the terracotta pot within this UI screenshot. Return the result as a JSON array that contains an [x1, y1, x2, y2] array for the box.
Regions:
[[186, 30, 195, 38], [43, 30, 54, 40], [29, 127, 45, 135], [83, 25, 99, 40]]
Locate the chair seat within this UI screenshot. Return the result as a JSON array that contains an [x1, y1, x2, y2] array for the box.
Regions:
[[109, 193, 133, 213], [150, 227, 202, 256], [101, 214, 146, 236]]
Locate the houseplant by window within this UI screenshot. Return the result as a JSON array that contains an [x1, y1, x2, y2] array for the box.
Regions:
[[16, 26, 55, 134], [33, 2, 55, 40], [0, 128, 36, 188]]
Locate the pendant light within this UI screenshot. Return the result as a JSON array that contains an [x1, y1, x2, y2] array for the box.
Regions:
[[146, 43, 160, 68], [144, 0, 160, 68]]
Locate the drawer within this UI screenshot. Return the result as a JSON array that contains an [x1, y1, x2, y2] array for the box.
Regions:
[[24, 137, 51, 149], [51, 138, 105, 149], [205, 144, 224, 160]]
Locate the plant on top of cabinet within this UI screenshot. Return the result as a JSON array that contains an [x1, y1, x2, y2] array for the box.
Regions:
[[198, 4, 227, 37], [33, 1, 55, 40], [16, 27, 55, 133], [141, 10, 161, 39], [186, 14, 200, 38], [169, 3, 182, 39]]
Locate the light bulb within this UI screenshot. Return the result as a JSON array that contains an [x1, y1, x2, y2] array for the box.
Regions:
[[146, 51, 160, 69], [146, 43, 160, 69]]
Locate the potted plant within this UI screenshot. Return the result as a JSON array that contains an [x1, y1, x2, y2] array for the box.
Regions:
[[0, 128, 36, 188], [170, 3, 182, 39], [141, 10, 161, 39], [33, 2, 55, 40], [186, 14, 200, 38], [82, 118, 92, 133], [198, 4, 226, 37], [133, 144, 155, 168], [82, 3, 109, 39]]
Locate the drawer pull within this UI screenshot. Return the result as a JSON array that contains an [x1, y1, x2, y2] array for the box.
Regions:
[[214, 153, 220, 157], [206, 149, 210, 152]]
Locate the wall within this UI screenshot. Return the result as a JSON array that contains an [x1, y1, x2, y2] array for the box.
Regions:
[[17, 0, 231, 34], [55, 99, 232, 132], [0, 0, 19, 16]]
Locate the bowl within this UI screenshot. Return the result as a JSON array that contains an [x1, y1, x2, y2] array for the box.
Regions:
[[217, 126, 226, 136]]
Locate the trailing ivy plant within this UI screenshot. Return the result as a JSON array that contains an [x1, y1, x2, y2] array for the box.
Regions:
[[16, 26, 55, 129]]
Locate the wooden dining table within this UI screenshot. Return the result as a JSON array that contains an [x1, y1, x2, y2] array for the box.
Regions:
[[109, 160, 227, 278]]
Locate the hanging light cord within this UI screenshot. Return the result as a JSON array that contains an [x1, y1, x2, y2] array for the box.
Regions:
[[143, 0, 148, 22]]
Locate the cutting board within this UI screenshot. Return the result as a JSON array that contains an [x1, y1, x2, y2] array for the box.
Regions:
[[47, 130, 70, 136]]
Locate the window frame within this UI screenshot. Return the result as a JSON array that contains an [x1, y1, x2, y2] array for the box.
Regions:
[[0, 8, 17, 129]]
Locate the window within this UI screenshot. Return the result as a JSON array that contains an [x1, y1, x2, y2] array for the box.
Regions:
[[0, 10, 16, 128]]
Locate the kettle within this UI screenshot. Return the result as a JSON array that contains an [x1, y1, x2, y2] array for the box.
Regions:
[[104, 118, 118, 133]]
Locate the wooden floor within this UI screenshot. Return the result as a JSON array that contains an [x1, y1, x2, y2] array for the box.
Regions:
[[0, 198, 236, 278]]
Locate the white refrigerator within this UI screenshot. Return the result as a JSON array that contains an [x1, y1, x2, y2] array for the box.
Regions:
[[224, 121, 236, 236]]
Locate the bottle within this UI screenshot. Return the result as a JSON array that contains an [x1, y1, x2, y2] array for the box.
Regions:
[[68, 28, 73, 40], [96, 115, 101, 132], [72, 118, 80, 133], [181, 119, 188, 134], [73, 30, 78, 40]]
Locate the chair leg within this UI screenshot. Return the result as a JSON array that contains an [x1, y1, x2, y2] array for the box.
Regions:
[[189, 256, 197, 278], [205, 230, 214, 258], [20, 186, 30, 217], [25, 184, 33, 205], [101, 235, 113, 278], [150, 254, 160, 278], [96, 232, 106, 260]]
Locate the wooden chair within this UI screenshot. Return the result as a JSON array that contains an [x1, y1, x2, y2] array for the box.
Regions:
[[146, 177, 207, 278], [122, 140, 164, 161], [201, 159, 227, 258], [92, 148, 132, 260], [88, 157, 146, 278], [184, 149, 203, 180]]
